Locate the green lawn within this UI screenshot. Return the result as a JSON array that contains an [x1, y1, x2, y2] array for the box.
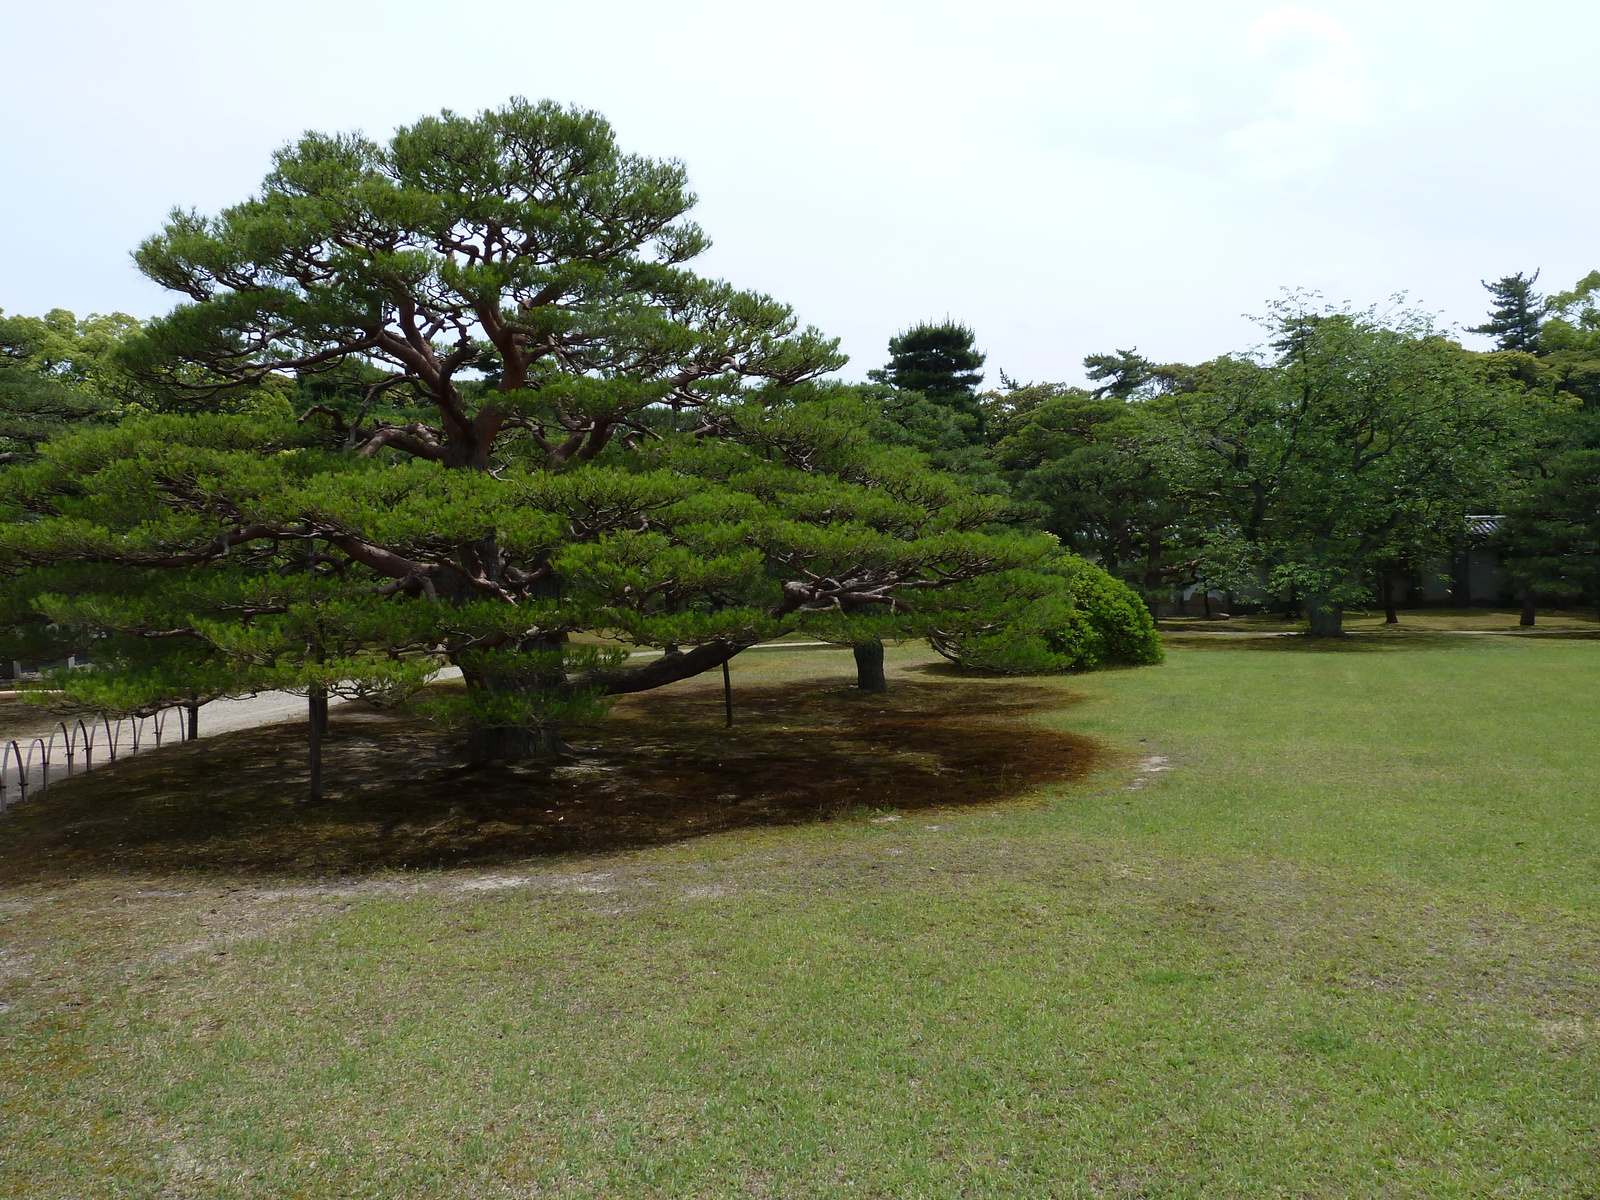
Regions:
[[1160, 604, 1600, 634], [3, 638, 1598, 1197]]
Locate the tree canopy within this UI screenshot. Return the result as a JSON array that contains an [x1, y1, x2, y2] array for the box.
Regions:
[[0, 310, 131, 464], [1488, 271, 1600, 611], [989, 384, 1189, 604], [123, 98, 845, 471], [1534, 271, 1600, 407], [1167, 299, 1534, 634], [1497, 416, 1600, 611], [973, 298, 1549, 633]]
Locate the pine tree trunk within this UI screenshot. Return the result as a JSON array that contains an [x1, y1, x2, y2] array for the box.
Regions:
[[462, 664, 566, 761], [455, 541, 571, 762], [307, 685, 327, 801], [186, 700, 200, 740], [853, 639, 887, 693], [466, 722, 562, 760], [1382, 572, 1398, 624], [1305, 594, 1344, 637], [1451, 548, 1471, 607]]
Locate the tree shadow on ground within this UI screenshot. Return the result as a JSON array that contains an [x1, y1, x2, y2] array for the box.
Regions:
[[0, 678, 1099, 881]]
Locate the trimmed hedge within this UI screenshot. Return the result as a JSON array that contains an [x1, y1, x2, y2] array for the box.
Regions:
[[924, 555, 1162, 674]]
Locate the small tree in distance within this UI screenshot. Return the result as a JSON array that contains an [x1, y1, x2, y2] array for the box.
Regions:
[[1469, 271, 1544, 353], [1083, 348, 1158, 400], [869, 321, 988, 437]]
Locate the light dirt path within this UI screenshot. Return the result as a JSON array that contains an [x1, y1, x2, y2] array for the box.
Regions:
[[191, 642, 839, 737], [6, 640, 845, 746]]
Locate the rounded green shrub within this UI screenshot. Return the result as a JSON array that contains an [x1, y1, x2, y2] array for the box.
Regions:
[[923, 555, 1162, 673]]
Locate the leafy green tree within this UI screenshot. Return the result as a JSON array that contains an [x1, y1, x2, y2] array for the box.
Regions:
[[5, 103, 1165, 752], [6, 101, 1075, 761], [989, 384, 1193, 609], [1493, 272, 1600, 615], [54, 98, 860, 756], [1469, 271, 1544, 353], [1495, 414, 1600, 617], [1534, 271, 1600, 406], [0, 310, 126, 464], [1466, 271, 1600, 623], [1170, 298, 1535, 636], [868, 321, 987, 437]]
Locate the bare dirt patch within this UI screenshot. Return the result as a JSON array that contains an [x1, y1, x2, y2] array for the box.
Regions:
[[0, 677, 1099, 881]]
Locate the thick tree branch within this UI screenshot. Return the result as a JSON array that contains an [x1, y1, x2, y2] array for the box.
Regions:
[[354, 425, 445, 461], [578, 638, 747, 697]]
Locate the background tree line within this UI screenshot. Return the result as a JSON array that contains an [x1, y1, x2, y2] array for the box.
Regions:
[[868, 277, 1598, 636]]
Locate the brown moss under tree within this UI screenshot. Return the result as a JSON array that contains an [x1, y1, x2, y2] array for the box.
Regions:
[[0, 676, 1100, 881]]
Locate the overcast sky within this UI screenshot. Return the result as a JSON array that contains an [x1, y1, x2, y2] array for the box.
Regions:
[[4, 1, 1596, 385]]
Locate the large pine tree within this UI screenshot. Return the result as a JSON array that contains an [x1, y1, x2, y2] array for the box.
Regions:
[[1, 101, 1154, 768]]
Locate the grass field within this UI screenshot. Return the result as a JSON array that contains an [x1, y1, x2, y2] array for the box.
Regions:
[[2, 636, 1598, 1197], [1160, 604, 1600, 635]]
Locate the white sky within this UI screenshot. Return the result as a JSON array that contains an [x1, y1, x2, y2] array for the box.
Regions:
[[3, 1, 1596, 386]]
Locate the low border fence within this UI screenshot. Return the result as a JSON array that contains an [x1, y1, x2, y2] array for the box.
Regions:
[[1, 707, 189, 812]]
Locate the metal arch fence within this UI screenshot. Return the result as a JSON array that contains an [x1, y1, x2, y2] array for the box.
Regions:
[[0, 706, 188, 812]]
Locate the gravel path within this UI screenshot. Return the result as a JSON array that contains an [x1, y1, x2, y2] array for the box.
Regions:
[[5, 641, 845, 745], [193, 643, 839, 736]]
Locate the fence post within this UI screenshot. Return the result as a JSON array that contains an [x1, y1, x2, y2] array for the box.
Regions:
[[0, 705, 194, 809], [58, 722, 75, 776], [1, 741, 19, 810]]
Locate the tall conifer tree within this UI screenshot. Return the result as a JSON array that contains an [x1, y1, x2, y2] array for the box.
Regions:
[[1469, 271, 1544, 353], [869, 321, 987, 435]]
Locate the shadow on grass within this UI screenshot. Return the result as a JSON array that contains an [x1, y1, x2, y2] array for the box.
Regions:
[[0, 678, 1099, 881]]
